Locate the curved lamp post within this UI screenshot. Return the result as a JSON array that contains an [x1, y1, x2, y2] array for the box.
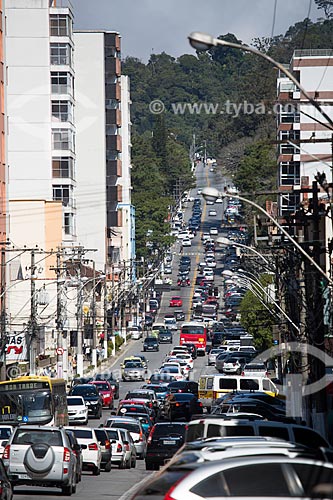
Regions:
[[216, 236, 271, 267], [203, 187, 333, 286], [188, 32, 333, 131]]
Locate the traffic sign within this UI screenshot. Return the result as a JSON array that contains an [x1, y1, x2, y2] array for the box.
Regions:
[[56, 347, 64, 355]]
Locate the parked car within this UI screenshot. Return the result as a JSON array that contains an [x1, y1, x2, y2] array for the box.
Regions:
[[128, 326, 143, 340], [145, 423, 186, 470], [69, 384, 103, 418], [143, 337, 159, 352], [4, 426, 77, 494], [66, 426, 101, 476], [104, 416, 147, 459], [89, 380, 114, 409], [93, 428, 112, 472], [169, 296, 183, 307], [67, 396, 88, 425]]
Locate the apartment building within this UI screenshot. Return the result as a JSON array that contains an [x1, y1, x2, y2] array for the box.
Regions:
[[276, 49, 333, 216], [74, 31, 135, 274], [5, 0, 76, 242]]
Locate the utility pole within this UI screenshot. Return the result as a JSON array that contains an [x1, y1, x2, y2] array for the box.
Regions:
[[103, 266, 108, 359], [91, 260, 97, 367], [0, 248, 6, 380], [111, 264, 115, 356], [29, 250, 37, 376], [76, 253, 83, 377], [56, 249, 64, 379]]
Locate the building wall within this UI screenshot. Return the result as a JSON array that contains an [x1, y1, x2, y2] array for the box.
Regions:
[[73, 31, 107, 272]]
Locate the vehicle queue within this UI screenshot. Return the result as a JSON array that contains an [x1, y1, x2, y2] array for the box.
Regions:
[[0, 184, 332, 500]]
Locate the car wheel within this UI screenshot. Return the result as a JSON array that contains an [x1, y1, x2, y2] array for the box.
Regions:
[[104, 461, 112, 472], [125, 458, 131, 469], [109, 401, 114, 410], [119, 459, 126, 469], [145, 461, 154, 470], [131, 456, 136, 468], [61, 484, 73, 496], [92, 465, 100, 476], [98, 407, 102, 418]]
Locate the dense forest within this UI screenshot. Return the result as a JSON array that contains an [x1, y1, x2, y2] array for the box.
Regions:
[[123, 8, 333, 258]]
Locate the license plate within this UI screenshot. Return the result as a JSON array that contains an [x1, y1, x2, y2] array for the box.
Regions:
[[163, 440, 176, 445]]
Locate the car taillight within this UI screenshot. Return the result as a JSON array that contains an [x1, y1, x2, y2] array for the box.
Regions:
[[3, 445, 10, 460], [241, 371, 245, 376], [88, 443, 99, 451], [124, 443, 130, 451], [63, 447, 71, 462], [105, 440, 110, 449], [164, 473, 189, 500], [147, 426, 155, 444], [117, 443, 123, 452]]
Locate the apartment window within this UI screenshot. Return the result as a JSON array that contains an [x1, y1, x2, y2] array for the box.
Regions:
[[280, 161, 300, 186], [50, 14, 72, 37], [51, 72, 73, 95], [280, 130, 300, 141], [64, 213, 74, 235], [52, 157, 74, 179], [50, 43, 72, 66], [52, 100, 73, 123], [52, 129, 74, 152], [53, 184, 73, 206], [280, 193, 300, 215], [105, 99, 119, 109]]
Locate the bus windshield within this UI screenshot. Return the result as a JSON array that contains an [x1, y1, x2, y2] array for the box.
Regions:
[[0, 390, 52, 424], [181, 326, 205, 335]]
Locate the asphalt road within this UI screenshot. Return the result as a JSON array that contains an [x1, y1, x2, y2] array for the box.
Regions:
[[14, 163, 227, 500]]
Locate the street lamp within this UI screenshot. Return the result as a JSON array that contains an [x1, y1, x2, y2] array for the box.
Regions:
[[202, 187, 333, 286], [188, 32, 333, 131], [216, 236, 271, 266]]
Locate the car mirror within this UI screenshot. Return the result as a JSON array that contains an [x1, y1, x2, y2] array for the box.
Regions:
[[110, 410, 117, 416], [123, 440, 129, 445], [1, 440, 8, 448], [80, 444, 87, 449], [111, 439, 116, 444], [116, 379, 120, 383], [73, 444, 81, 452]]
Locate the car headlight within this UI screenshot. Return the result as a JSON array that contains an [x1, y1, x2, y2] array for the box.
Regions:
[[79, 409, 87, 414]]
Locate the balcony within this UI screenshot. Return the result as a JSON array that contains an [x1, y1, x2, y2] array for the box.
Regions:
[[106, 108, 121, 127], [107, 185, 122, 203], [107, 160, 122, 177], [107, 210, 123, 228], [106, 135, 122, 152], [105, 83, 121, 100], [105, 57, 121, 76], [105, 33, 121, 51]]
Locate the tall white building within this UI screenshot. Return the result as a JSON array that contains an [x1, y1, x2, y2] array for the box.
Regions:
[[6, 0, 77, 242], [74, 31, 135, 274]]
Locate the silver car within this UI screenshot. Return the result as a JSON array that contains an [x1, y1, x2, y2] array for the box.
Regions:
[[122, 361, 146, 381], [104, 416, 147, 459], [207, 348, 225, 366], [3, 426, 77, 495]]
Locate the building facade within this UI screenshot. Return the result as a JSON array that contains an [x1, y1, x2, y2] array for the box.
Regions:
[[277, 49, 333, 216], [74, 31, 134, 274], [5, 0, 76, 242]]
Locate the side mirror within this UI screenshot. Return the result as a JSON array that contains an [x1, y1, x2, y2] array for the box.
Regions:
[[111, 439, 116, 444], [80, 444, 88, 449], [73, 443, 81, 452], [123, 440, 129, 445], [1, 441, 8, 448]]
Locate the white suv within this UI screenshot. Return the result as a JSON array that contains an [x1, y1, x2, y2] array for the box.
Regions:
[[3, 426, 77, 495], [66, 427, 101, 476], [67, 396, 88, 425]]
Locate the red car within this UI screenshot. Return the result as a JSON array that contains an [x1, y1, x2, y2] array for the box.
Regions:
[[169, 296, 183, 307], [89, 380, 114, 409]]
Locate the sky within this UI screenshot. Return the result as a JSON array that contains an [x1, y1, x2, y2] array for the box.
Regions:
[[71, 0, 321, 62]]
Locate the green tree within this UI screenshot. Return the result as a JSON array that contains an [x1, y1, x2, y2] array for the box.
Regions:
[[314, 0, 333, 18]]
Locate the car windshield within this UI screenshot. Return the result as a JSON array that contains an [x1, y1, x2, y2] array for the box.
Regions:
[[93, 383, 110, 391], [72, 386, 98, 397], [67, 397, 84, 406], [71, 429, 93, 439], [153, 424, 186, 437], [125, 362, 144, 368], [145, 338, 157, 343], [0, 428, 12, 439], [13, 429, 62, 446], [108, 422, 140, 433], [0, 391, 52, 424]]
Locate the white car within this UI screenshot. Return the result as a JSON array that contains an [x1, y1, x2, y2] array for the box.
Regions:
[[164, 315, 178, 331], [216, 197, 223, 203], [206, 200, 214, 205], [209, 209, 217, 216], [67, 396, 88, 425], [67, 427, 102, 476], [182, 237, 192, 247], [205, 258, 216, 268], [177, 231, 191, 240], [160, 364, 185, 381], [202, 269, 214, 281], [0, 426, 14, 457], [164, 265, 172, 274], [201, 232, 210, 242], [130, 328, 143, 340], [175, 352, 194, 369], [210, 227, 218, 235], [105, 427, 133, 469], [242, 362, 268, 377]]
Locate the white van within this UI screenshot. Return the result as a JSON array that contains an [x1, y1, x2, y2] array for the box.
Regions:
[[198, 374, 279, 409], [185, 418, 329, 448]]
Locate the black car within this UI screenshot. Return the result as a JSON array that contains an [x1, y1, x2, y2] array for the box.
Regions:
[[174, 310, 185, 322], [143, 314, 154, 327], [219, 398, 294, 423], [69, 384, 103, 418], [94, 371, 120, 399], [93, 428, 112, 471], [143, 337, 159, 352], [145, 423, 186, 470], [164, 393, 203, 421], [182, 343, 197, 359], [0, 459, 12, 500], [158, 329, 173, 344], [70, 376, 93, 389], [179, 256, 191, 268], [168, 381, 199, 397]]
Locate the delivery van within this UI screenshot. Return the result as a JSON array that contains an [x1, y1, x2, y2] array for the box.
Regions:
[[198, 374, 279, 409]]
